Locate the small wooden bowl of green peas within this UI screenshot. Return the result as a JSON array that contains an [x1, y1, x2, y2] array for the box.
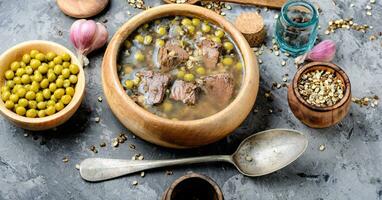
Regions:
[[0, 40, 85, 130]]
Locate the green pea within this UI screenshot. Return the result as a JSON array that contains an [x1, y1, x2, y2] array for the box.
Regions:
[[132, 77, 140, 86], [6, 80, 15, 88], [223, 42, 234, 51], [66, 87, 75, 96], [40, 79, 49, 89], [21, 74, 31, 84], [53, 56, 63, 65], [62, 62, 70, 68], [54, 65, 63, 75], [15, 106, 26, 116], [24, 84, 31, 91], [55, 102, 65, 111], [60, 95, 72, 105], [30, 59, 41, 69], [33, 72, 43, 82], [20, 62, 26, 68], [25, 91, 36, 100], [157, 26, 167, 35], [124, 80, 134, 89], [235, 62, 243, 70], [47, 99, 55, 106], [38, 110, 46, 118], [36, 92, 44, 102], [62, 53, 71, 62], [28, 101, 37, 109], [25, 66, 33, 75], [196, 67, 206, 75], [26, 109, 37, 118], [30, 82, 40, 92], [69, 64, 79, 74], [9, 94, 19, 103], [184, 73, 195, 82], [1, 86, 9, 93], [61, 68, 70, 78], [181, 18, 192, 26], [63, 80, 71, 88], [192, 18, 200, 26], [47, 72, 56, 82], [201, 23, 211, 33], [18, 98, 28, 107], [222, 57, 234, 66], [22, 54, 31, 64], [5, 100, 14, 109], [134, 51, 145, 62], [10, 61, 20, 71], [5, 70, 14, 80], [46, 52, 56, 61], [177, 70, 185, 79], [134, 35, 144, 44], [215, 30, 225, 38], [1, 91, 11, 101], [144, 35, 153, 45], [56, 78, 64, 88], [48, 61, 55, 69], [186, 25, 195, 34], [30, 50, 39, 58], [54, 88, 65, 99], [15, 68, 25, 77], [49, 83, 57, 92], [211, 36, 221, 44], [68, 75, 77, 84], [14, 77, 21, 84], [156, 39, 165, 47], [16, 87, 26, 98], [38, 63, 49, 74], [35, 53, 45, 62], [37, 101, 46, 110], [11, 85, 20, 93], [45, 106, 56, 116], [43, 89, 51, 99]]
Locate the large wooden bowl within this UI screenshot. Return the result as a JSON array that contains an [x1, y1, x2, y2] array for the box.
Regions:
[[288, 62, 351, 128], [102, 4, 259, 148], [0, 40, 85, 130]]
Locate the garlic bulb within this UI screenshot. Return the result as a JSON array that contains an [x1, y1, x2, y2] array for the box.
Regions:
[[295, 40, 336, 64], [70, 19, 108, 66]]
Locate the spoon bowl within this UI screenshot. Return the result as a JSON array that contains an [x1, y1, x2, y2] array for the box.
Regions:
[[80, 129, 308, 182], [232, 129, 308, 176]]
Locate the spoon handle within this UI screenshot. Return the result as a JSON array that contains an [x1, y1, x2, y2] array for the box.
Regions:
[[217, 0, 286, 9], [80, 155, 232, 182]]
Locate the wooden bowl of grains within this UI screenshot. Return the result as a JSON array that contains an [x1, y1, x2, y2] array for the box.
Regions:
[[287, 62, 351, 128]]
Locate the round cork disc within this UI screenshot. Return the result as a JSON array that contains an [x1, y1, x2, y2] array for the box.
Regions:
[[56, 0, 109, 18], [234, 12, 266, 47]]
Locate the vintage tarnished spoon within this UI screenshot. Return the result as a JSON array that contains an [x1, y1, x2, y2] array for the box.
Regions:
[[80, 129, 308, 182], [162, 0, 286, 9]]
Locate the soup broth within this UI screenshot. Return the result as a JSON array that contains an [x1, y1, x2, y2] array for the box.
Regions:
[[118, 16, 244, 120]]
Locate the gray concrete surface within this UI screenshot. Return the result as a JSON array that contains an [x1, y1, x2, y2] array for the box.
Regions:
[[0, 0, 381, 199]]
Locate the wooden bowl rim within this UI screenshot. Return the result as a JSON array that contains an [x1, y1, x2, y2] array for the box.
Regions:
[[292, 61, 351, 111], [0, 40, 85, 125], [102, 4, 259, 126]]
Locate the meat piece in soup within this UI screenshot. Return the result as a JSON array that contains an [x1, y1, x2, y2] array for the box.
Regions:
[[158, 40, 189, 72], [200, 39, 221, 69], [138, 70, 171, 105], [170, 80, 199, 105], [118, 16, 244, 120], [202, 73, 234, 105]]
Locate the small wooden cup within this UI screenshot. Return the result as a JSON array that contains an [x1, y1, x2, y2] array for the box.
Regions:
[[0, 40, 85, 130], [287, 62, 351, 128], [162, 172, 224, 200]]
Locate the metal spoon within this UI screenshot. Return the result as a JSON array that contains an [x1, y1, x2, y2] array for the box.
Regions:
[[162, 0, 286, 9], [80, 129, 308, 182]]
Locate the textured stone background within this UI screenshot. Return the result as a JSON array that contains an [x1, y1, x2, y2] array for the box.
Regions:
[[0, 0, 381, 199]]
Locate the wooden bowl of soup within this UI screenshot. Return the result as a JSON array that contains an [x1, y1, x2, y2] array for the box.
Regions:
[[102, 4, 259, 148], [0, 40, 85, 130]]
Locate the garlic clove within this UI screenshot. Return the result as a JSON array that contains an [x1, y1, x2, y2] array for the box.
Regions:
[[306, 40, 336, 62], [78, 20, 97, 51], [86, 22, 108, 55], [70, 19, 86, 49]]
